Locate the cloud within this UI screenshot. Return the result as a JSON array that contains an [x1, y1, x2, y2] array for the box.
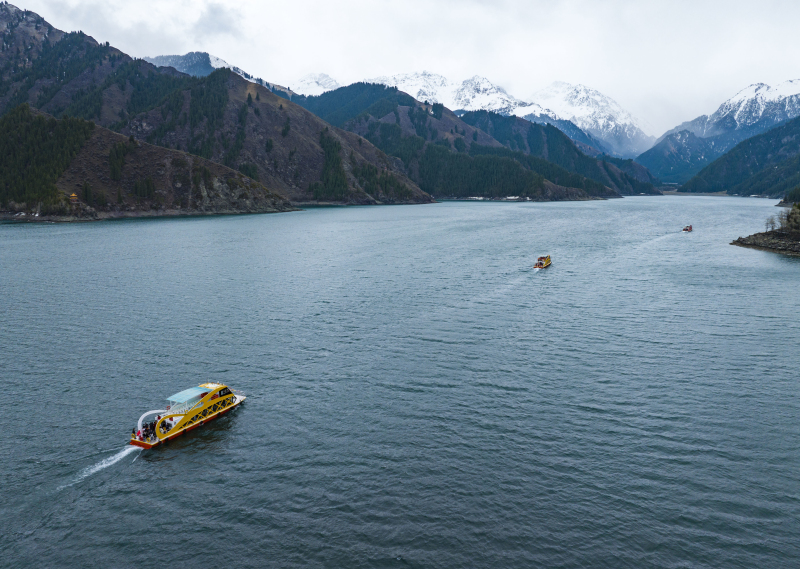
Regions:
[[190, 2, 241, 42], [17, 0, 800, 134]]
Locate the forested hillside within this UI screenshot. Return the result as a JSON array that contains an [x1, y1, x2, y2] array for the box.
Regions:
[[0, 4, 429, 206], [0, 104, 293, 218], [0, 104, 94, 208], [299, 83, 623, 200], [460, 111, 659, 195], [682, 115, 800, 197]]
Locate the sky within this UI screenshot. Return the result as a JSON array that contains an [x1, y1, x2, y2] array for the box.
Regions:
[[21, 0, 800, 135]]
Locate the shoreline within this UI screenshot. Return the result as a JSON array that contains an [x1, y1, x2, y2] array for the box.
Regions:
[[661, 189, 730, 197], [731, 229, 800, 256], [0, 206, 298, 223]]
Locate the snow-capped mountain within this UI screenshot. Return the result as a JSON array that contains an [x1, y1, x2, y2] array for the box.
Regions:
[[528, 82, 654, 157], [292, 73, 341, 97], [640, 80, 800, 183], [143, 52, 293, 97], [368, 72, 524, 115], [663, 80, 800, 140], [366, 73, 649, 156]]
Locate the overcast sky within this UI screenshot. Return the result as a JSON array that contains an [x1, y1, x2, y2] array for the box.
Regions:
[[22, 0, 800, 134]]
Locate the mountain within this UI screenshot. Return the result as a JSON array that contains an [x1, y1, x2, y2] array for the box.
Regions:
[[111, 69, 429, 204], [367, 73, 648, 157], [460, 111, 658, 195], [292, 73, 341, 97], [0, 4, 429, 207], [0, 104, 294, 219], [143, 52, 295, 100], [143, 52, 217, 77], [368, 72, 524, 115], [528, 82, 654, 158], [641, 81, 800, 183], [297, 83, 637, 200], [681, 115, 800, 198], [636, 130, 720, 184], [515, 111, 611, 155]]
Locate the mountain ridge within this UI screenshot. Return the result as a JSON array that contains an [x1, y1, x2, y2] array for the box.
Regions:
[[681, 114, 800, 198], [296, 71, 650, 158], [640, 80, 800, 183]]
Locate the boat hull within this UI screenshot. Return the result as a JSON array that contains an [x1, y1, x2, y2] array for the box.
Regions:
[[129, 395, 246, 449]]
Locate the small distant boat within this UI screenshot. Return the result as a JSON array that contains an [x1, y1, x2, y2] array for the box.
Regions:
[[534, 255, 551, 269], [682, 225, 693, 232]]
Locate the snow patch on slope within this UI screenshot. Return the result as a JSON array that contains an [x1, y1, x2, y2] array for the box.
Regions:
[[368, 71, 524, 114], [292, 73, 341, 96]]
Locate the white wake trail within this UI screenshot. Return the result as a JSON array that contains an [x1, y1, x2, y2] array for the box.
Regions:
[[59, 446, 140, 489]]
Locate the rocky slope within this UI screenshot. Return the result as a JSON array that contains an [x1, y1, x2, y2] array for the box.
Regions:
[[143, 52, 295, 100], [732, 230, 800, 256]]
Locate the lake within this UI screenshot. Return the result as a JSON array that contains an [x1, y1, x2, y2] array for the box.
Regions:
[[1, 196, 798, 568]]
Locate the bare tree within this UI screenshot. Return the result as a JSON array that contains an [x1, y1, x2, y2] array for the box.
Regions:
[[766, 215, 777, 231]]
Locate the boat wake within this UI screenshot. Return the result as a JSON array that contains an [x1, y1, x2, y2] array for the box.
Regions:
[[59, 446, 140, 489]]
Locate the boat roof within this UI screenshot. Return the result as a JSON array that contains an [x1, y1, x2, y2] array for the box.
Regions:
[[167, 386, 210, 403]]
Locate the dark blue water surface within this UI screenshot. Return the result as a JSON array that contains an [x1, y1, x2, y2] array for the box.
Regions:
[[1, 197, 799, 568]]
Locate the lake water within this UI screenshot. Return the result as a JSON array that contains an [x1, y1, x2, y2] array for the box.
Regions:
[[1, 197, 799, 568]]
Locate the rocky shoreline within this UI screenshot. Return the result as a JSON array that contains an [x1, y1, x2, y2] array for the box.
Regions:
[[732, 229, 800, 256], [0, 203, 297, 223]]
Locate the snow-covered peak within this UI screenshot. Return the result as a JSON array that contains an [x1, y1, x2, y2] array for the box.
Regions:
[[292, 73, 341, 97], [452, 75, 523, 113], [145, 51, 286, 93], [368, 71, 452, 106], [364, 73, 652, 156], [368, 72, 523, 114], [526, 81, 654, 156], [711, 80, 800, 128], [530, 81, 650, 135]]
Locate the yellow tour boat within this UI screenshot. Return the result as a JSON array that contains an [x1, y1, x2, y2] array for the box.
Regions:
[[534, 255, 551, 269], [130, 382, 245, 449]]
